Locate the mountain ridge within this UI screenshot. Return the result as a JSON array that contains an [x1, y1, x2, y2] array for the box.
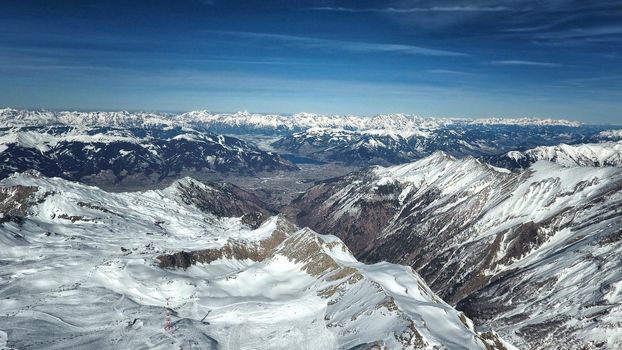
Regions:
[[288, 153, 622, 349], [0, 126, 297, 184], [0, 108, 582, 131], [0, 172, 512, 349]]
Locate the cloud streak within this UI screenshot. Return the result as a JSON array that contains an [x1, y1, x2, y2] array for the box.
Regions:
[[206, 31, 466, 57], [309, 6, 509, 13], [490, 60, 562, 68]]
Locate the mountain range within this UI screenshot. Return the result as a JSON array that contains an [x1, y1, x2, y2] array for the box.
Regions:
[[0, 108, 582, 132], [2, 108, 614, 169], [1, 108, 622, 349], [0, 173, 511, 349], [289, 152, 622, 349], [0, 126, 296, 186]]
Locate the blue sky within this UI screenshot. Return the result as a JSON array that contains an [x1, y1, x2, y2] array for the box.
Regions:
[[0, 0, 621, 123]]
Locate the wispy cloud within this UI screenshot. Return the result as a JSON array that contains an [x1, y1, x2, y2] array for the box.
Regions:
[[490, 60, 562, 68], [309, 6, 509, 13], [205, 31, 466, 57], [427, 69, 474, 76], [535, 25, 622, 40], [560, 74, 622, 88]]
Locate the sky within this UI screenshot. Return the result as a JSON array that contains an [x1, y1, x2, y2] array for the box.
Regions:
[[0, 0, 621, 123]]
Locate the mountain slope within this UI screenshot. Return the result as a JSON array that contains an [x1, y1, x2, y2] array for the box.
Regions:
[[289, 153, 622, 349], [0, 173, 511, 350], [0, 126, 297, 184], [272, 128, 421, 166]]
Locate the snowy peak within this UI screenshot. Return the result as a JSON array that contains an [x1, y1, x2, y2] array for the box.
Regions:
[[496, 140, 622, 168], [373, 152, 510, 195], [470, 117, 581, 127], [159, 223, 512, 350], [595, 129, 622, 141]]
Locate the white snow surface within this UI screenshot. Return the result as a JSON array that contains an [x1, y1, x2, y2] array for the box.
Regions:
[[0, 173, 502, 349]]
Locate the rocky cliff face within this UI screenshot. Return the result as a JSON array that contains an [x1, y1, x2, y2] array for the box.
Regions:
[[289, 152, 622, 349]]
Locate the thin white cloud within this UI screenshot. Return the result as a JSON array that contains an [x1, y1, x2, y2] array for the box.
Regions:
[[427, 69, 474, 76], [561, 74, 622, 87], [536, 25, 622, 40], [206, 31, 466, 57], [490, 60, 562, 67], [310, 6, 509, 13]]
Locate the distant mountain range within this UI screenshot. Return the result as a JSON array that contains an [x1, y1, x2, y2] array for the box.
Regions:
[[0, 108, 583, 132], [271, 124, 613, 166], [3, 108, 615, 168], [0, 125, 296, 184]]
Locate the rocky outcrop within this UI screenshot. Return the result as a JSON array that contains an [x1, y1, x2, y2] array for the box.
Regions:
[[157, 216, 296, 269], [0, 185, 38, 223], [171, 178, 276, 227]]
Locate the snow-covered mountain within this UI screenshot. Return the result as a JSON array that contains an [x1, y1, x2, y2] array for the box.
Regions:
[[491, 141, 622, 169], [160, 111, 583, 133], [272, 128, 421, 166], [0, 173, 511, 350], [0, 108, 176, 129], [0, 108, 582, 133], [469, 117, 580, 127], [0, 126, 296, 184], [289, 152, 622, 349], [1, 108, 606, 167], [271, 123, 599, 166], [595, 129, 622, 141]]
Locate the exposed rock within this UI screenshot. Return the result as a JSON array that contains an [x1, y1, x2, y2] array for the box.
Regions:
[[171, 178, 276, 227], [0, 185, 38, 223], [157, 216, 295, 269]]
